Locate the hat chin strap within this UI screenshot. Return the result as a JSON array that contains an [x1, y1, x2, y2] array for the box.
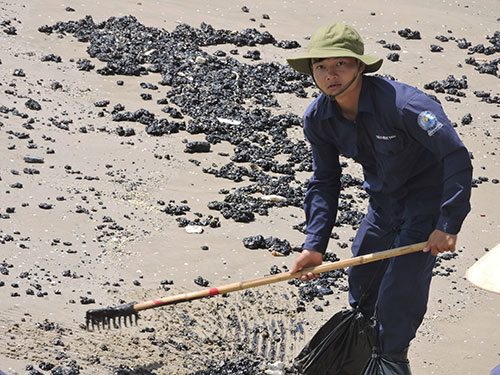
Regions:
[[313, 62, 362, 102]]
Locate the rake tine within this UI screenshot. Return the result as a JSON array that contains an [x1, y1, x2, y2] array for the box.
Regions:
[[85, 301, 138, 331]]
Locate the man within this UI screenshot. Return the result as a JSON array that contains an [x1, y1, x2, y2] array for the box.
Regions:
[[287, 23, 472, 372]]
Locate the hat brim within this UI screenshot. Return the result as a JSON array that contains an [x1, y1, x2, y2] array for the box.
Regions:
[[287, 49, 383, 76]]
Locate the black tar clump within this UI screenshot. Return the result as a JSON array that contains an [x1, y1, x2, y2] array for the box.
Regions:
[[242, 235, 300, 255], [424, 74, 468, 99], [398, 28, 421, 40], [25, 98, 42, 111]]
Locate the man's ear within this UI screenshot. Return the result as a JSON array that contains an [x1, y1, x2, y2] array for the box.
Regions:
[[358, 61, 366, 73]]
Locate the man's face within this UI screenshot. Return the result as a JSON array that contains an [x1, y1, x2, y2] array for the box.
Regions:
[[311, 57, 362, 97]]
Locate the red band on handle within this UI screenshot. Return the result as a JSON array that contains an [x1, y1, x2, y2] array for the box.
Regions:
[[209, 288, 220, 296], [153, 299, 164, 305]]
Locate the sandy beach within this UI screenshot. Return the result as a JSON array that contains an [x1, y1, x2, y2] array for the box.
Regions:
[[1, 0, 499, 374]]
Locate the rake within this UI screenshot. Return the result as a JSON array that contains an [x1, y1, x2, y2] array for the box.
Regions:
[[85, 241, 426, 330]]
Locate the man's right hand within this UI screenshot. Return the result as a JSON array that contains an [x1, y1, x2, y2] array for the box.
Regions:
[[290, 249, 323, 281]]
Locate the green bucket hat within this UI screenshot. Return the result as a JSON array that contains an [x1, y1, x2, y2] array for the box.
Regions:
[[287, 23, 383, 76]]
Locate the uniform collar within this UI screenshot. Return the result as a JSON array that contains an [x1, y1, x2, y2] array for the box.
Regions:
[[357, 76, 375, 115]]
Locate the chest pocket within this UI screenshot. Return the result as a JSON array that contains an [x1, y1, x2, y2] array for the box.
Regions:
[[373, 137, 405, 156]]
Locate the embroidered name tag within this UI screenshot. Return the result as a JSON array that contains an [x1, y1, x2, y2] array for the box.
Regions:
[[417, 110, 443, 136], [375, 134, 397, 140]]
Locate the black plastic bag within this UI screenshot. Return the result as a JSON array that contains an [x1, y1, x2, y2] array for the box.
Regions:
[[362, 351, 411, 375], [294, 308, 376, 375]]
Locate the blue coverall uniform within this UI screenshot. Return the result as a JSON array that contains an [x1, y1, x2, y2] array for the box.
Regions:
[[302, 75, 472, 355]]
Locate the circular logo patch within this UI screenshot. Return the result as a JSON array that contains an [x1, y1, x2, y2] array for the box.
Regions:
[[417, 111, 443, 136]]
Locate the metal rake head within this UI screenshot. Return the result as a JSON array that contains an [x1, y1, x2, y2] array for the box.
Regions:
[[86, 301, 139, 330]]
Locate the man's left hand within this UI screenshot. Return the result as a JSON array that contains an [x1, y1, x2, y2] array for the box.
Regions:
[[423, 229, 457, 256]]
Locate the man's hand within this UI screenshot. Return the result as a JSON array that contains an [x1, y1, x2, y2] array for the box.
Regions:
[[290, 249, 323, 281], [423, 229, 457, 256]]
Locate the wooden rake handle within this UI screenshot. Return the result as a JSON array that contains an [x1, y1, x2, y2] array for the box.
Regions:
[[133, 241, 427, 312]]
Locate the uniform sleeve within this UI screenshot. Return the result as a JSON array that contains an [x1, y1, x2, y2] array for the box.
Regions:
[[402, 93, 472, 234], [303, 115, 342, 253]]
